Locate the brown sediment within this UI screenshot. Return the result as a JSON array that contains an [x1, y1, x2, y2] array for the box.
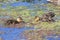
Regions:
[[22, 30, 43, 40], [0, 31, 5, 34], [0, 37, 3, 40], [22, 29, 58, 40], [4, 22, 26, 28]]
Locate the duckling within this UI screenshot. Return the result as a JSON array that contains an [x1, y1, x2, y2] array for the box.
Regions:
[[46, 12, 55, 22], [32, 16, 40, 24], [40, 14, 50, 22], [16, 17, 25, 23], [5, 17, 25, 25], [34, 16, 40, 22], [41, 12, 55, 22], [47, 12, 55, 18]]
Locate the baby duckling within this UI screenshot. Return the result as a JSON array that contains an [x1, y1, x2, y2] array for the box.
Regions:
[[5, 17, 25, 25], [40, 12, 55, 22], [32, 16, 40, 24], [34, 16, 40, 22]]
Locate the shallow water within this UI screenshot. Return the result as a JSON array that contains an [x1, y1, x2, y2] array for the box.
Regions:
[[0, 27, 34, 40], [0, 25, 60, 40], [0, 1, 60, 40], [0, 0, 48, 8]]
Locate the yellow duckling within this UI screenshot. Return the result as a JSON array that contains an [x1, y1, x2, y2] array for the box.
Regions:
[[32, 16, 40, 24]]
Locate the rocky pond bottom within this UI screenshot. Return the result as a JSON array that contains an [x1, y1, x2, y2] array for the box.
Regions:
[[0, 27, 60, 40]]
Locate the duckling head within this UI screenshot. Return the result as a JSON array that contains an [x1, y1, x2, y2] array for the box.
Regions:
[[34, 16, 40, 22], [17, 17, 23, 22]]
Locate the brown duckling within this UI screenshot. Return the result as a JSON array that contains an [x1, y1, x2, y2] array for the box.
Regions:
[[5, 17, 25, 25], [47, 12, 55, 18], [41, 12, 55, 22]]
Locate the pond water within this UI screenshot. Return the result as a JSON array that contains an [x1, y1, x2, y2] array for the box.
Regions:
[[0, 27, 34, 40], [0, 27, 60, 40], [45, 36, 60, 40], [0, 12, 60, 40], [0, 0, 60, 40], [0, 0, 48, 8]]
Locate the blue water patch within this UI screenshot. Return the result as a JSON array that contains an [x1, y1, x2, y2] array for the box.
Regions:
[[1, 0, 48, 8], [0, 27, 60, 40], [1, 5, 6, 8], [0, 27, 34, 40], [34, 0, 48, 4], [45, 36, 60, 40], [10, 2, 30, 7], [41, 0, 48, 4], [47, 37, 56, 40], [57, 37, 60, 40]]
